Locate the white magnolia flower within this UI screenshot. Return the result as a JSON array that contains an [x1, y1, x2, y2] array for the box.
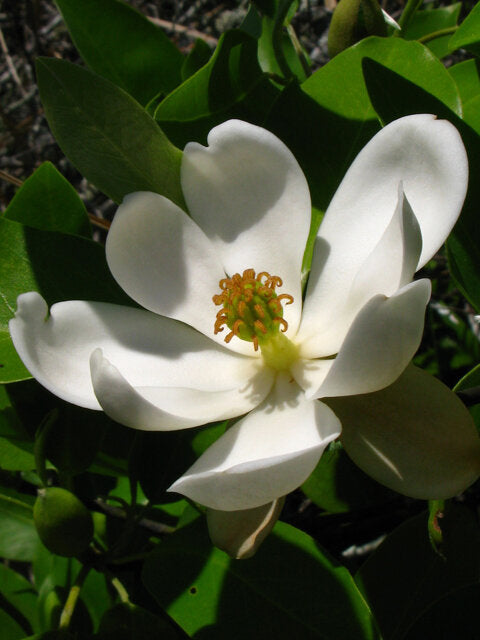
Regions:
[[10, 115, 480, 513]]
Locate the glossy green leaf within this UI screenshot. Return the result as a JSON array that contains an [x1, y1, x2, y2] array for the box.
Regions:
[[181, 39, 212, 81], [3, 162, 91, 237], [356, 505, 480, 640], [143, 519, 379, 639], [0, 487, 37, 561], [449, 0, 480, 56], [360, 57, 480, 313], [0, 217, 132, 382], [256, 0, 309, 81], [449, 58, 480, 105], [302, 441, 394, 513], [36, 58, 184, 207], [155, 30, 280, 148], [0, 564, 39, 634], [55, 0, 183, 105], [403, 4, 461, 59]]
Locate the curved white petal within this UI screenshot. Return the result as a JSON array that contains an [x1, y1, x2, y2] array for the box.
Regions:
[[309, 278, 431, 399], [299, 187, 423, 356], [206, 498, 284, 559], [90, 350, 274, 430], [9, 293, 264, 409], [181, 120, 311, 338], [326, 366, 480, 499], [106, 191, 252, 355], [290, 357, 334, 395], [168, 373, 341, 510], [299, 115, 467, 353]]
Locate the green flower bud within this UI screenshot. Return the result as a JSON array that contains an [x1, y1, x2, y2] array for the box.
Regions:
[[33, 487, 93, 557], [328, 0, 387, 58]]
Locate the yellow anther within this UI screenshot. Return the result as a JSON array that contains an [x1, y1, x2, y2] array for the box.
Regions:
[[213, 268, 294, 350]]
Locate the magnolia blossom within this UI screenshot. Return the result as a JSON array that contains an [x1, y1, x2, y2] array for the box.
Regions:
[[10, 116, 480, 513]]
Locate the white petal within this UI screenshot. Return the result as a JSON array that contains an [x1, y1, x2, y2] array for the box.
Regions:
[[90, 350, 274, 430], [9, 293, 264, 410], [326, 366, 480, 499], [168, 373, 341, 510], [300, 187, 423, 357], [290, 357, 334, 395], [106, 191, 252, 355], [206, 498, 284, 559], [310, 279, 431, 399], [181, 120, 311, 337], [299, 115, 467, 353]]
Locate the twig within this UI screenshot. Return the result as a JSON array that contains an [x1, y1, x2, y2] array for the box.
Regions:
[[0, 169, 23, 187], [148, 16, 218, 47], [93, 498, 174, 535], [0, 25, 26, 96], [89, 213, 111, 230]]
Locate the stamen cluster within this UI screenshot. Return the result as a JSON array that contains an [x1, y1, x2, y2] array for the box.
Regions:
[[213, 269, 293, 350]]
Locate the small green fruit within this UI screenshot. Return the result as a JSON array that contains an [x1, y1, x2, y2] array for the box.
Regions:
[[33, 487, 93, 557]]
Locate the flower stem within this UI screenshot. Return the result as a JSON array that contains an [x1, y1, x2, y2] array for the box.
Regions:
[[418, 26, 458, 44], [396, 0, 423, 33], [58, 564, 91, 629]]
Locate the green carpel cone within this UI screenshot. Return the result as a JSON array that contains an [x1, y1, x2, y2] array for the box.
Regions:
[[328, 0, 387, 58], [33, 486, 93, 557]]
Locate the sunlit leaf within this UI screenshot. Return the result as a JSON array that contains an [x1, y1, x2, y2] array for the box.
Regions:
[[143, 518, 380, 639], [3, 162, 91, 238], [36, 58, 184, 207]]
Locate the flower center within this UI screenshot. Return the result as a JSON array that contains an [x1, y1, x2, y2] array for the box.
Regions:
[[213, 269, 298, 369]]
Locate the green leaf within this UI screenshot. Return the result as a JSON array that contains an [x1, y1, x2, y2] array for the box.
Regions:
[[0, 563, 39, 635], [0, 217, 133, 382], [0, 487, 37, 561], [360, 56, 480, 312], [143, 519, 380, 639], [36, 58, 184, 208], [0, 385, 35, 471], [448, 58, 480, 105], [0, 608, 25, 640], [3, 162, 91, 238], [256, 0, 309, 81], [355, 505, 480, 640], [55, 0, 183, 105], [302, 441, 394, 513], [449, 0, 480, 56], [181, 39, 212, 81], [155, 30, 280, 148], [402, 4, 461, 59]]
